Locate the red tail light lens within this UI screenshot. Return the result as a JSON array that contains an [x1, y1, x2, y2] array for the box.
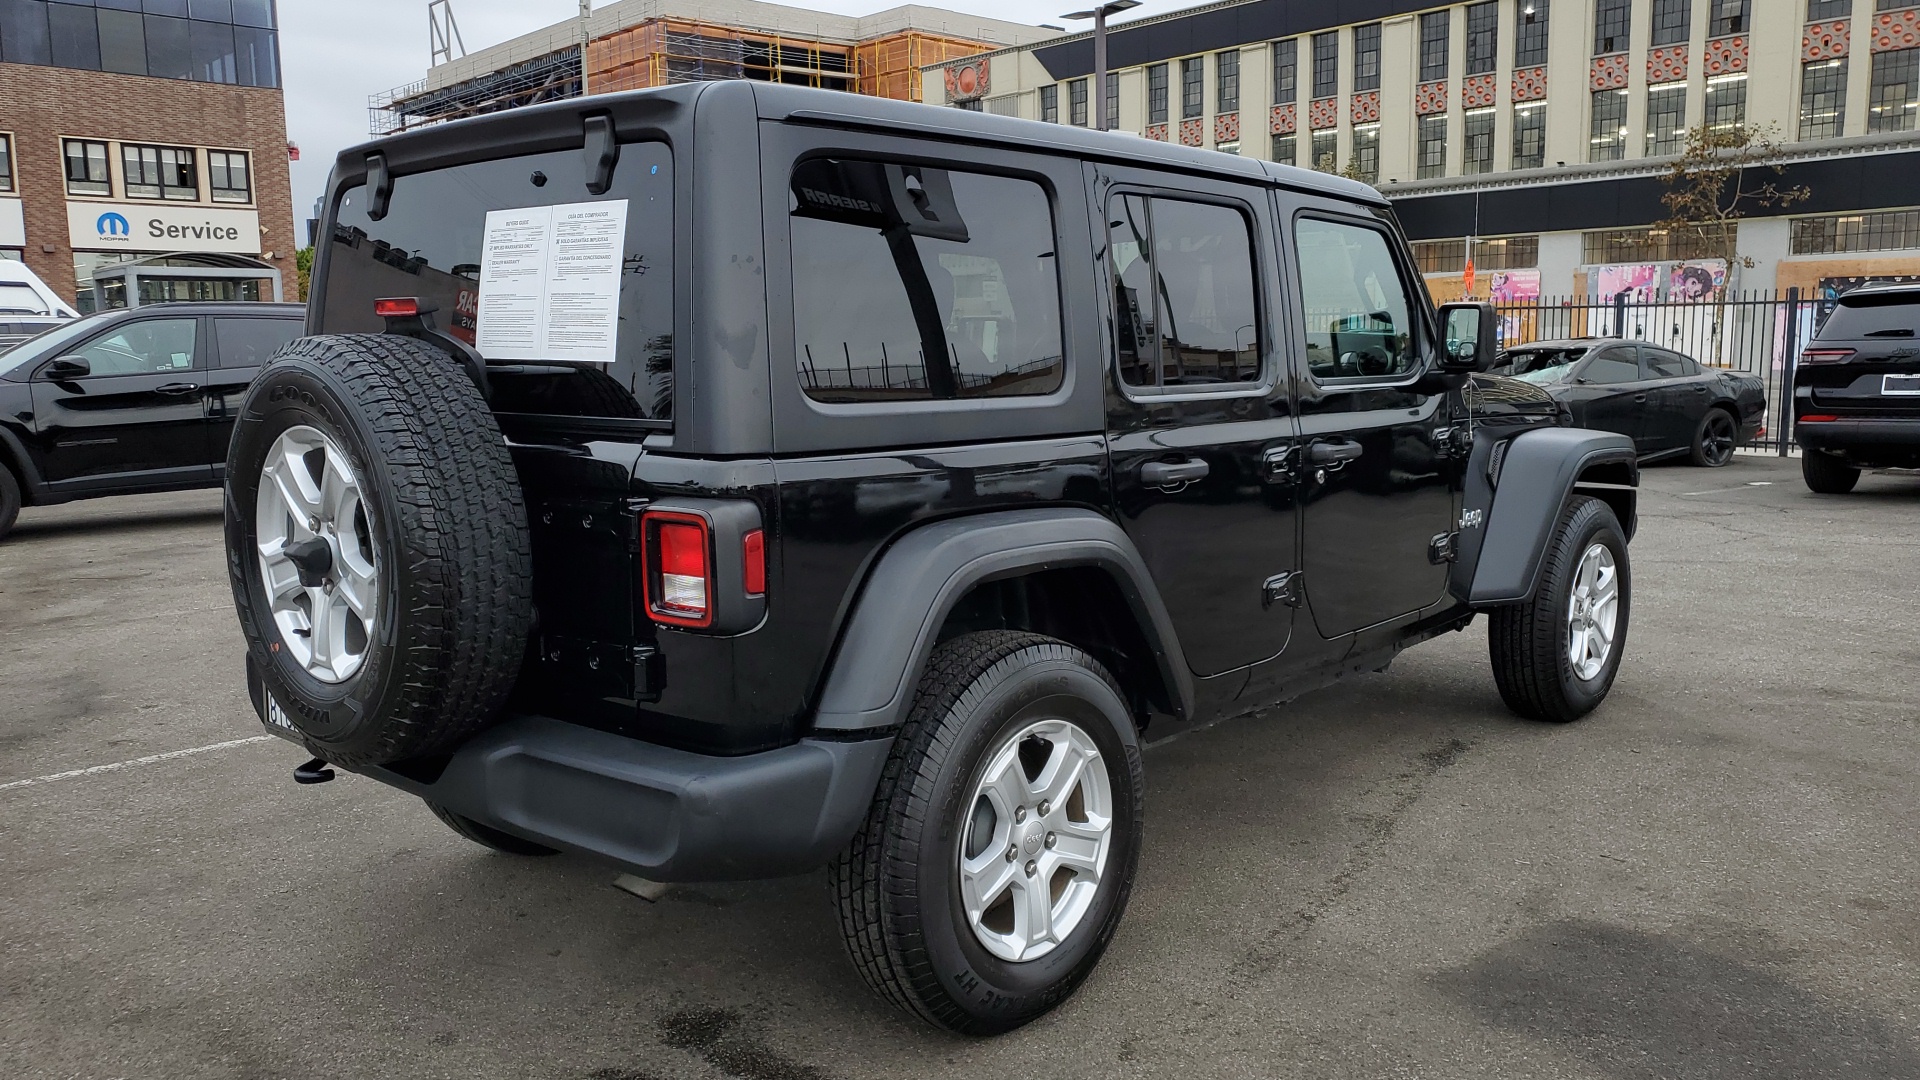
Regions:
[[373, 297, 420, 318], [1799, 414, 1839, 423], [643, 511, 712, 627], [1799, 348, 1854, 365], [743, 529, 766, 596]]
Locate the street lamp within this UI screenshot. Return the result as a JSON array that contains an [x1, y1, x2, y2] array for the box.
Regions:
[[1062, 0, 1141, 130]]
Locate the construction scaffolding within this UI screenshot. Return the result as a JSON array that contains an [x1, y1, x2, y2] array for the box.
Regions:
[[587, 19, 854, 95], [853, 31, 994, 103], [371, 47, 583, 135]]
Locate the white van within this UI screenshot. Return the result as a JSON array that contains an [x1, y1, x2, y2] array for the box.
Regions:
[[0, 260, 78, 350]]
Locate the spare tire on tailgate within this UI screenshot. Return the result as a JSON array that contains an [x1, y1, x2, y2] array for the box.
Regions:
[[225, 333, 533, 768]]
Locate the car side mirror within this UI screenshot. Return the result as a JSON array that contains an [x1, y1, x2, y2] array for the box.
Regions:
[[1436, 303, 1498, 374], [43, 356, 91, 380]]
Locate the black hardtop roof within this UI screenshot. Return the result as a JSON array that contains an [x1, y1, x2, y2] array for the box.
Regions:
[[1506, 338, 1608, 351], [339, 80, 1386, 208]]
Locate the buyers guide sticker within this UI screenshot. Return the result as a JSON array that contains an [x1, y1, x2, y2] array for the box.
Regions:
[[475, 199, 629, 364]]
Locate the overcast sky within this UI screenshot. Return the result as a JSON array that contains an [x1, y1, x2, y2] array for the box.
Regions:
[[279, 0, 1178, 239]]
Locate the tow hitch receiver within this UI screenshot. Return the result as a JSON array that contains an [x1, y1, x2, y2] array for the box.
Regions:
[[294, 758, 336, 785]]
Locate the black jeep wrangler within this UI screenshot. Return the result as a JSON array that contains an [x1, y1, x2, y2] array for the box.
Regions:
[[226, 83, 1637, 1034]]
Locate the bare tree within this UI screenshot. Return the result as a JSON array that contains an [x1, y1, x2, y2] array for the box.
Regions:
[[1658, 123, 1810, 268]]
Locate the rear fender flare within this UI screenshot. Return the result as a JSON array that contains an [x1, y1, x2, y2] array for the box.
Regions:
[[1464, 427, 1638, 607], [810, 508, 1195, 732]]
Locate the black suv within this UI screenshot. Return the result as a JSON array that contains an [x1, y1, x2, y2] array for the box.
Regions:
[[227, 83, 1638, 1034], [1795, 282, 1920, 492], [0, 302, 305, 539]]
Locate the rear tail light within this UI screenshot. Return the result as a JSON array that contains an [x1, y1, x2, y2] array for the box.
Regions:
[[1798, 348, 1855, 365], [642, 511, 713, 627], [373, 297, 421, 318], [1799, 414, 1839, 423]]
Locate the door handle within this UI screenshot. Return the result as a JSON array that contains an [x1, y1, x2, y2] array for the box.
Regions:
[[1306, 440, 1364, 467], [155, 382, 202, 396], [1139, 458, 1210, 487], [1632, 393, 1648, 403]]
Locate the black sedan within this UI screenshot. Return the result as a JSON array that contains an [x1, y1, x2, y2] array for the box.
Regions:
[[1491, 338, 1767, 467]]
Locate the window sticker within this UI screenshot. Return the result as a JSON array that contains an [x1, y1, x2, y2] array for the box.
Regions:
[[476, 199, 629, 364]]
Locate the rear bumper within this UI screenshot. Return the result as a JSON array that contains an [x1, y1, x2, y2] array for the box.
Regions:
[[283, 715, 892, 882], [1796, 417, 1920, 454]]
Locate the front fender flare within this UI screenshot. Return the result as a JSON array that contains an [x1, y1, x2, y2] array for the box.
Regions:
[[1465, 427, 1637, 606], [810, 508, 1195, 732]]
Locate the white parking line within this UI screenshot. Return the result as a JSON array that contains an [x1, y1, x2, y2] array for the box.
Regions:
[[0, 736, 272, 793]]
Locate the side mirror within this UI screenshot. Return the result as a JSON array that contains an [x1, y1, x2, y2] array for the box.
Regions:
[[1436, 302, 1499, 374], [42, 356, 91, 380]]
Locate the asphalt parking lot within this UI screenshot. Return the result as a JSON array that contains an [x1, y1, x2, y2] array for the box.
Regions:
[[3, 454, 1917, 1080]]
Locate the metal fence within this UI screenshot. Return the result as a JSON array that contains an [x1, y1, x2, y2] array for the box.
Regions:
[[1490, 288, 1822, 453]]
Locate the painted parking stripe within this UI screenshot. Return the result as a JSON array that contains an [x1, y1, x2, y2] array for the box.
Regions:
[[0, 736, 272, 793]]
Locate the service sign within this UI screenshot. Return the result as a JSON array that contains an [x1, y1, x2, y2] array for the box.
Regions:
[[0, 199, 23, 248], [66, 201, 260, 255]]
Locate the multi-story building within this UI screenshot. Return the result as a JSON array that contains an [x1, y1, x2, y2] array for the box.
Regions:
[[373, 0, 1059, 136], [0, 0, 295, 310], [925, 0, 1920, 303]]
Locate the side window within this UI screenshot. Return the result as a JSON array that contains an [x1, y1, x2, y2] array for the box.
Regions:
[[1293, 217, 1420, 381], [68, 319, 199, 377], [1109, 194, 1261, 388], [1644, 348, 1690, 378], [1583, 348, 1640, 384], [789, 158, 1063, 404], [215, 318, 299, 368]]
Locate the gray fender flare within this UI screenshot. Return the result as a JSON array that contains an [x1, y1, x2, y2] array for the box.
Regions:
[[1465, 427, 1638, 606], [810, 508, 1195, 732]]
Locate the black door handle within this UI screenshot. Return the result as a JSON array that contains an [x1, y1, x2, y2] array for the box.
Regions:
[[1307, 440, 1364, 466], [1633, 393, 1648, 403], [1140, 458, 1210, 486], [155, 382, 201, 396]]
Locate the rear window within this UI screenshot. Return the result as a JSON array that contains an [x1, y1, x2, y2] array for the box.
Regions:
[[1820, 294, 1920, 340], [321, 143, 674, 423]]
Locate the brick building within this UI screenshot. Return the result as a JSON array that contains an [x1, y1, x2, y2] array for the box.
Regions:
[[0, 0, 294, 311]]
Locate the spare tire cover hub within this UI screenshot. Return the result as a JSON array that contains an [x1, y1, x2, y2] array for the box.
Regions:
[[255, 424, 379, 684]]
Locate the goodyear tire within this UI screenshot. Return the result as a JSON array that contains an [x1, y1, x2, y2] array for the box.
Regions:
[[1488, 496, 1630, 723], [225, 334, 532, 768]]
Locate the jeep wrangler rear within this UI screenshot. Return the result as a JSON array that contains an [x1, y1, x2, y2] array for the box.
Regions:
[[227, 81, 1636, 1034]]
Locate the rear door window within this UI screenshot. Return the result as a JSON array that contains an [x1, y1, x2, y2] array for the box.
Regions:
[[215, 317, 298, 368], [1109, 194, 1261, 389], [1643, 348, 1691, 379], [788, 158, 1063, 403], [1582, 348, 1640, 384]]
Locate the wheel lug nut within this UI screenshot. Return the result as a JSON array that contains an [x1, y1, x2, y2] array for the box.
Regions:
[[1038, 800, 1051, 816], [1024, 860, 1036, 877], [1045, 833, 1056, 849], [1013, 806, 1027, 824], [1006, 845, 1017, 862]]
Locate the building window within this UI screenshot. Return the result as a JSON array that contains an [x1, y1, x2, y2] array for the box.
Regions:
[[1069, 79, 1088, 126], [1800, 60, 1848, 139], [1466, 2, 1499, 75], [1582, 225, 1730, 263], [984, 94, 1022, 117], [1418, 116, 1448, 178], [1651, 0, 1691, 47], [1353, 23, 1382, 92], [1272, 132, 1298, 165], [954, 99, 983, 112], [1274, 38, 1297, 102], [207, 150, 251, 203], [1513, 102, 1547, 168], [1806, 1, 1851, 18], [1040, 84, 1059, 123], [1791, 209, 1920, 254], [0, 135, 12, 193], [1181, 57, 1204, 119], [1515, 0, 1550, 67], [1312, 32, 1338, 98], [0, 4, 280, 89], [1414, 237, 1541, 274], [1351, 123, 1380, 182], [1311, 130, 1338, 172], [1420, 12, 1450, 83], [1646, 84, 1688, 154], [1705, 73, 1747, 131], [1105, 72, 1120, 129], [1594, 0, 1631, 54], [1709, 0, 1750, 35], [1464, 108, 1496, 173], [1414, 239, 1468, 274], [1217, 142, 1241, 156], [1147, 64, 1168, 124], [64, 139, 111, 197], [123, 144, 199, 201], [1591, 88, 1629, 160], [1217, 51, 1239, 111], [1870, 48, 1920, 132]]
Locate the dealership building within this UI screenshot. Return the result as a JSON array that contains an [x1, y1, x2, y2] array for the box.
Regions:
[[923, 0, 1920, 303], [0, 0, 294, 310]]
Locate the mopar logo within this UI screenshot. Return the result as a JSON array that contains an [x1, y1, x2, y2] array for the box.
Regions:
[[96, 212, 130, 238]]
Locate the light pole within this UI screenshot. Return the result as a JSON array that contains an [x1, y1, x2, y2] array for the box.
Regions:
[[1063, 0, 1140, 130], [580, 0, 593, 97]]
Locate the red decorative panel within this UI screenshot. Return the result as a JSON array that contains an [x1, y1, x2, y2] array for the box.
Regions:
[[1874, 10, 1920, 52], [943, 58, 989, 102], [1415, 80, 1448, 115], [1805, 20, 1850, 61], [1214, 112, 1240, 143], [1462, 73, 1497, 108], [1270, 103, 1297, 134], [1351, 91, 1380, 124], [1512, 65, 1547, 102], [1703, 35, 1748, 75], [1179, 118, 1204, 146], [1309, 97, 1338, 130], [1590, 53, 1629, 90], [1145, 123, 1167, 141], [1648, 44, 1688, 85]]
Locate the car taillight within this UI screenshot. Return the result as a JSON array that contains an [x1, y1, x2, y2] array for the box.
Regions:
[[642, 511, 712, 627], [743, 529, 766, 596], [1799, 414, 1839, 422], [373, 297, 420, 318], [1799, 348, 1854, 365]]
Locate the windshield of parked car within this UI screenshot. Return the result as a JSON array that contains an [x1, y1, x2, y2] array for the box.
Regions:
[[1498, 346, 1585, 384]]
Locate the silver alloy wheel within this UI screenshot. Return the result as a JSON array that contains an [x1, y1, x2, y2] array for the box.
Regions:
[[255, 425, 379, 684], [1566, 542, 1619, 681], [958, 717, 1114, 963]]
